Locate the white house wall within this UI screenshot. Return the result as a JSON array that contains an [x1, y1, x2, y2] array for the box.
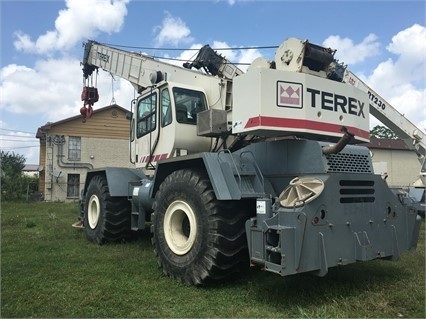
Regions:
[[43, 135, 132, 202], [371, 148, 421, 188]]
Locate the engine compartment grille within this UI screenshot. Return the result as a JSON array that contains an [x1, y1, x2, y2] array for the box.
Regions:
[[325, 153, 372, 173], [339, 180, 375, 203]]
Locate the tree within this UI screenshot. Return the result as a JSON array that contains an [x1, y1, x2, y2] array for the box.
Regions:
[[370, 125, 398, 139], [1, 151, 27, 200]]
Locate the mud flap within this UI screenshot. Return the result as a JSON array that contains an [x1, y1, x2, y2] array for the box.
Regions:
[[314, 232, 328, 277], [354, 231, 373, 261], [410, 215, 422, 250]]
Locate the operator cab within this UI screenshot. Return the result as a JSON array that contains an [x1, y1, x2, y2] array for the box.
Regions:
[[130, 83, 212, 170]]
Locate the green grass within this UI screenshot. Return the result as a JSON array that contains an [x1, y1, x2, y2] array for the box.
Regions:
[[1, 201, 425, 318]]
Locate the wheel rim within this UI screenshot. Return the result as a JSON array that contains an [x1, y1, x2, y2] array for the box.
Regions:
[[87, 194, 100, 229], [163, 200, 197, 255]]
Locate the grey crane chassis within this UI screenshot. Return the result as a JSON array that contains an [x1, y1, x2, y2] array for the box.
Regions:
[[81, 139, 421, 284], [78, 38, 421, 285]]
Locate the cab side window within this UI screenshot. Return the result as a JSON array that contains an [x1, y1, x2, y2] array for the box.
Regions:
[[161, 88, 172, 127], [173, 88, 207, 124], [137, 93, 156, 138]]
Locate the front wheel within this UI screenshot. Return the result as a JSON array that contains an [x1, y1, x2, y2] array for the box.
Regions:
[[151, 169, 250, 285], [83, 174, 131, 244]]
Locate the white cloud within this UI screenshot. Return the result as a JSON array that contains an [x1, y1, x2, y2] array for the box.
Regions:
[[322, 25, 425, 134], [153, 12, 193, 47], [13, 0, 129, 55], [323, 33, 380, 65], [13, 32, 34, 52], [384, 23, 426, 85], [236, 47, 262, 72], [0, 58, 135, 122], [160, 43, 203, 67], [0, 59, 135, 165], [211, 41, 262, 72], [1, 58, 81, 119], [365, 24, 426, 133], [163, 40, 261, 74], [387, 24, 426, 59], [0, 131, 39, 164], [213, 0, 239, 5], [103, 77, 136, 111], [3, 0, 133, 124]]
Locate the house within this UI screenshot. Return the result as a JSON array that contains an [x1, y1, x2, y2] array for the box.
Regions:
[[364, 137, 423, 188], [22, 164, 43, 177], [36, 104, 133, 202]]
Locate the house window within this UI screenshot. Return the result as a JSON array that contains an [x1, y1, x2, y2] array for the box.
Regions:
[[67, 174, 80, 198], [68, 136, 81, 160]]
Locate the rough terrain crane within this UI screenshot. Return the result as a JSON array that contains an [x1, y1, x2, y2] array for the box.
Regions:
[[78, 37, 421, 285]]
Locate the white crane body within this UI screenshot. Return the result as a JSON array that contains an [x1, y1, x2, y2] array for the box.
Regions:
[[232, 68, 369, 140]]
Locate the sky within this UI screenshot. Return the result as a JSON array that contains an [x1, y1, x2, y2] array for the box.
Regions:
[[1, 0, 425, 165]]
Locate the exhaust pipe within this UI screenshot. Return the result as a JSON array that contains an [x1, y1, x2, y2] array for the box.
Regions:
[[322, 127, 355, 155]]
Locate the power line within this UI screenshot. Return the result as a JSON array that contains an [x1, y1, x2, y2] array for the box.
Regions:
[[0, 133, 37, 137], [0, 145, 39, 150], [99, 41, 279, 52], [0, 139, 38, 142], [0, 134, 37, 140], [151, 55, 251, 65], [96, 41, 276, 65], [0, 128, 36, 134]]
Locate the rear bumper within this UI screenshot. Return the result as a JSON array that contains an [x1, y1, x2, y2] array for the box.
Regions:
[[246, 174, 421, 277]]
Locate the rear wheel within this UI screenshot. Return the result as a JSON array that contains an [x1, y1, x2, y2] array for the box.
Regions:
[[151, 169, 250, 285], [83, 174, 131, 244]]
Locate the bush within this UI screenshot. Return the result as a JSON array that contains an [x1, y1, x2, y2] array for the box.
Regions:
[[1, 151, 39, 201]]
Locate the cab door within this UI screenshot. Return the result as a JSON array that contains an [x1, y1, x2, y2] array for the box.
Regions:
[[134, 90, 159, 169]]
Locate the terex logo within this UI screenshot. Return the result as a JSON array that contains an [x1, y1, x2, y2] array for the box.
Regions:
[[96, 51, 109, 63], [277, 82, 303, 109], [307, 88, 365, 118]]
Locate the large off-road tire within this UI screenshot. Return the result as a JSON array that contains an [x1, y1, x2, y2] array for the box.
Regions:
[[83, 174, 131, 244], [151, 169, 251, 285]]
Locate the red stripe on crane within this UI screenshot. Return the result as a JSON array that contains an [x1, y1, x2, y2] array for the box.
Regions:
[[244, 116, 370, 140]]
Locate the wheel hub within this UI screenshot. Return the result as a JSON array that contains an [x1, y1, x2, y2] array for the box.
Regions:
[[87, 194, 100, 229], [164, 200, 197, 255]]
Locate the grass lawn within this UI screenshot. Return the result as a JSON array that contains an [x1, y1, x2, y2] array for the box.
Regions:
[[1, 201, 425, 318]]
